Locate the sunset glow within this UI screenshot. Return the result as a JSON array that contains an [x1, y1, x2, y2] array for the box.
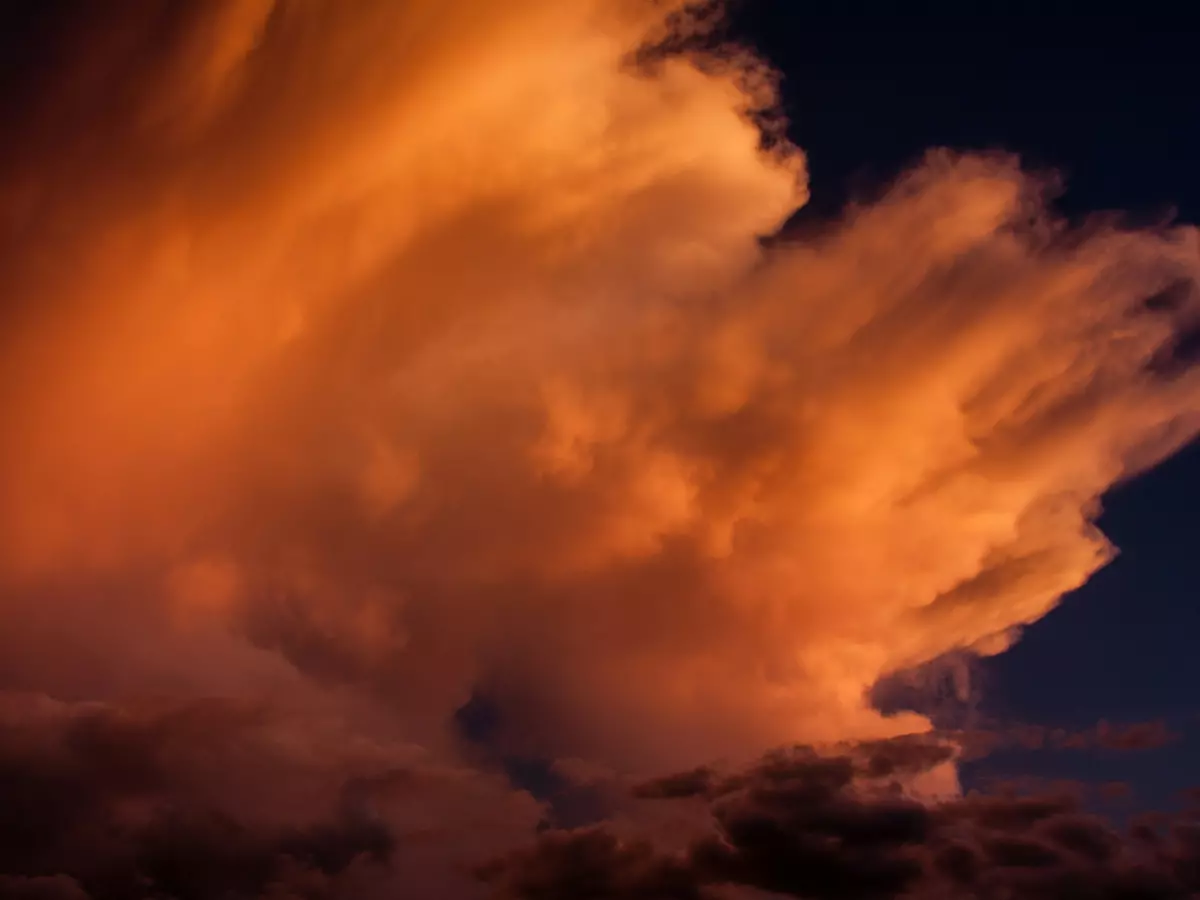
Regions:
[[1, 3, 1199, 898]]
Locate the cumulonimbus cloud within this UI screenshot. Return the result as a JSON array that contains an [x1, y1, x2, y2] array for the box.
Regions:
[[0, 3, 1198, 894]]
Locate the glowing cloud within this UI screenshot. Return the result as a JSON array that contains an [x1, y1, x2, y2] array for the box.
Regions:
[[0, 3, 1197, 870]]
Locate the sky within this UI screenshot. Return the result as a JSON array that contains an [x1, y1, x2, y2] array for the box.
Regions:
[[0, 3, 1198, 899]]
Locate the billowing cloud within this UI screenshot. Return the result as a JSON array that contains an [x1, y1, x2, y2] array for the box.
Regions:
[[0, 0, 1198, 894]]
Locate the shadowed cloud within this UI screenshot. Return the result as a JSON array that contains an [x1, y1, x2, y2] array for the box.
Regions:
[[483, 736, 1200, 900]]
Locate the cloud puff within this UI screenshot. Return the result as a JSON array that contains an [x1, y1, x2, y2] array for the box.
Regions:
[[0, 3, 1199, 893]]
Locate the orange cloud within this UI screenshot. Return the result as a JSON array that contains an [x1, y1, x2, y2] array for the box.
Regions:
[[0, 0, 1197, 792]]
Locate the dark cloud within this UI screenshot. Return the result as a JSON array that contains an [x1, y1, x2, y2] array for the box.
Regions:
[[0, 697, 394, 900], [476, 829, 702, 900], [482, 736, 1200, 900], [1094, 720, 1178, 752], [853, 735, 957, 779], [969, 776, 1141, 809], [0, 876, 89, 900], [633, 767, 716, 801], [946, 717, 1182, 759]]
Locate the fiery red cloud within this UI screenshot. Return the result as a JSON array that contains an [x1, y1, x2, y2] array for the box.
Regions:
[[0, 2, 1198, 897]]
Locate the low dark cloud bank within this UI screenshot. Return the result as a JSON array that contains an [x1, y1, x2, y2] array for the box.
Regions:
[[483, 738, 1200, 900], [0, 699, 1193, 899], [0, 699, 393, 900]]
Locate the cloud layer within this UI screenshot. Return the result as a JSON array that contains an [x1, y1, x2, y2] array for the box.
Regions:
[[483, 737, 1200, 900], [1, 1, 1199, 896]]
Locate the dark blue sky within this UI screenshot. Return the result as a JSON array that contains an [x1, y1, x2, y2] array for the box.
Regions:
[[729, 7, 1200, 805]]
